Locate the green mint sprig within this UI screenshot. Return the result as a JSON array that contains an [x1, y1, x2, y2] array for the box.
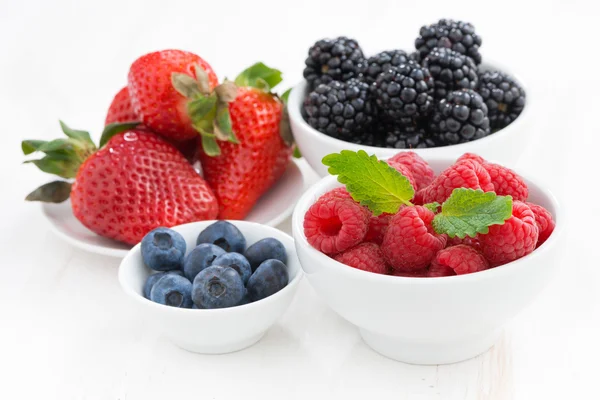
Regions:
[[322, 150, 513, 238]]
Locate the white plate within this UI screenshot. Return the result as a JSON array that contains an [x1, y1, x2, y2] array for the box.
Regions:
[[41, 160, 307, 258]]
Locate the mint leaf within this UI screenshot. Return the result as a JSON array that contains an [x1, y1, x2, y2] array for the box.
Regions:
[[322, 150, 414, 215], [235, 62, 282, 91], [423, 202, 441, 213], [433, 188, 513, 238]]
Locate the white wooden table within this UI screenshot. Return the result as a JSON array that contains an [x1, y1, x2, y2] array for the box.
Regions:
[[1, 0, 599, 398]]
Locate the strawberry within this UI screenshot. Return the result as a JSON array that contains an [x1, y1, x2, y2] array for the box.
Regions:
[[22, 122, 218, 245], [197, 63, 293, 219], [105, 87, 139, 125], [127, 50, 219, 141]]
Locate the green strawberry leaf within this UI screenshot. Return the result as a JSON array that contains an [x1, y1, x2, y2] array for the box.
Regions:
[[59, 121, 94, 147], [235, 62, 282, 91], [213, 103, 238, 143], [172, 72, 204, 98], [423, 202, 441, 213], [293, 146, 302, 158], [188, 93, 218, 124], [201, 134, 221, 157], [24, 156, 80, 179], [433, 188, 513, 238], [322, 150, 414, 216], [99, 122, 140, 148], [25, 180, 72, 203], [280, 88, 292, 104], [22, 140, 48, 155]]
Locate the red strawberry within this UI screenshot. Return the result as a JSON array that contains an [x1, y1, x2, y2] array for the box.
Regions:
[[127, 50, 219, 141], [105, 87, 139, 125], [22, 123, 218, 245], [198, 63, 293, 219]]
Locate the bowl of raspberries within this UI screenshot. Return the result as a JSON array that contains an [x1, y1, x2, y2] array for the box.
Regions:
[[119, 220, 302, 354], [291, 151, 560, 364], [289, 19, 530, 176]]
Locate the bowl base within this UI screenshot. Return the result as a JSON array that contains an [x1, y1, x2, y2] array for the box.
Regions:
[[359, 328, 502, 365], [171, 331, 265, 354]]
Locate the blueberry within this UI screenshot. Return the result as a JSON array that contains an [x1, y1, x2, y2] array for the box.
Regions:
[[143, 270, 184, 299], [246, 259, 289, 302], [192, 266, 245, 309], [196, 221, 246, 253], [183, 243, 226, 281], [244, 238, 288, 272], [141, 227, 186, 271], [150, 274, 193, 308], [237, 293, 251, 306], [212, 252, 252, 284]]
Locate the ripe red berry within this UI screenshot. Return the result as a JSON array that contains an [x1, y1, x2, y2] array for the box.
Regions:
[[527, 202, 555, 247], [364, 213, 392, 244], [457, 152, 486, 164], [334, 243, 388, 274], [446, 235, 482, 251], [483, 162, 528, 201], [387, 151, 435, 191], [428, 245, 489, 277]]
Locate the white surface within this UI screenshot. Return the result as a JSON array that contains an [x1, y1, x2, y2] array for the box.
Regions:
[[1, 0, 599, 399], [290, 60, 532, 177], [292, 159, 563, 364], [119, 220, 302, 353], [41, 160, 306, 258]]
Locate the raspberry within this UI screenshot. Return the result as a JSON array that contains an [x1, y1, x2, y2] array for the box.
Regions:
[[526, 202, 555, 247], [334, 243, 388, 274], [428, 245, 489, 277], [320, 187, 353, 202], [364, 213, 392, 244], [418, 159, 494, 204], [387, 161, 418, 193], [391, 269, 428, 277], [457, 152, 486, 164], [479, 200, 539, 266], [382, 206, 447, 272], [446, 235, 482, 251], [483, 163, 528, 201], [304, 196, 370, 255], [387, 151, 435, 191]]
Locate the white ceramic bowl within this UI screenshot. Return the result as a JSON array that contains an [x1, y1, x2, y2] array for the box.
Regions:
[[292, 158, 561, 365], [118, 220, 303, 354], [289, 61, 531, 177]]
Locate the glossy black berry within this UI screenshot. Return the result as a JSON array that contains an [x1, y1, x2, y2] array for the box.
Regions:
[[303, 37, 366, 89], [477, 70, 526, 130], [430, 89, 490, 145], [370, 61, 435, 120], [415, 19, 482, 64], [376, 120, 439, 149], [422, 47, 478, 99], [303, 79, 375, 140], [364, 50, 411, 83]]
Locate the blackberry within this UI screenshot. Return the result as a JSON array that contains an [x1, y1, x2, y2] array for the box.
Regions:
[[371, 61, 435, 121], [303, 37, 366, 89], [422, 47, 478, 100], [477, 70, 526, 130], [364, 50, 411, 83], [415, 19, 482, 64], [378, 123, 439, 149], [303, 79, 375, 140], [430, 89, 490, 145]]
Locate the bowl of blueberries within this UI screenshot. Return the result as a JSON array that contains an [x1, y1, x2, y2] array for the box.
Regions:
[[118, 220, 302, 354], [289, 19, 531, 177]]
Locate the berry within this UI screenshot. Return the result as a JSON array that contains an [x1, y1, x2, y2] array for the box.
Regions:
[[303, 37, 366, 89], [457, 152, 486, 164], [446, 235, 482, 251], [478, 70, 526, 130], [196, 221, 246, 253], [213, 252, 252, 284], [421, 47, 478, 99], [364, 213, 392, 244], [183, 243, 226, 281], [483, 163, 528, 201], [479, 201, 539, 266], [128, 50, 219, 141], [371, 61, 435, 120], [244, 238, 288, 272], [320, 187, 353, 202], [141, 227, 187, 271], [429, 89, 490, 145], [418, 159, 494, 204], [527, 202, 555, 247], [143, 270, 184, 299], [247, 259, 289, 302], [364, 50, 411, 83], [150, 274, 193, 308], [105, 87, 139, 125], [392, 269, 428, 277], [381, 205, 447, 272], [303, 196, 370, 255], [334, 243, 388, 274], [192, 266, 245, 309], [388, 151, 435, 191], [303, 79, 375, 141], [428, 245, 489, 277], [376, 121, 440, 149], [387, 160, 418, 192], [415, 19, 482, 64]]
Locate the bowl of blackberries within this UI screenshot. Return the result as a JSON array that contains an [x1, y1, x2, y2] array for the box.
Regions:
[[288, 19, 530, 176], [118, 220, 302, 354]]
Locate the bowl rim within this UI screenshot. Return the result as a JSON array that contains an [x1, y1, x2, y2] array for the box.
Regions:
[[118, 220, 303, 314], [291, 156, 562, 285], [288, 58, 531, 154]]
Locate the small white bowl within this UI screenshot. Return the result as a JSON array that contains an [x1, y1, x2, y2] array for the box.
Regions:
[[292, 157, 561, 365], [118, 220, 303, 354], [289, 61, 532, 177]]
